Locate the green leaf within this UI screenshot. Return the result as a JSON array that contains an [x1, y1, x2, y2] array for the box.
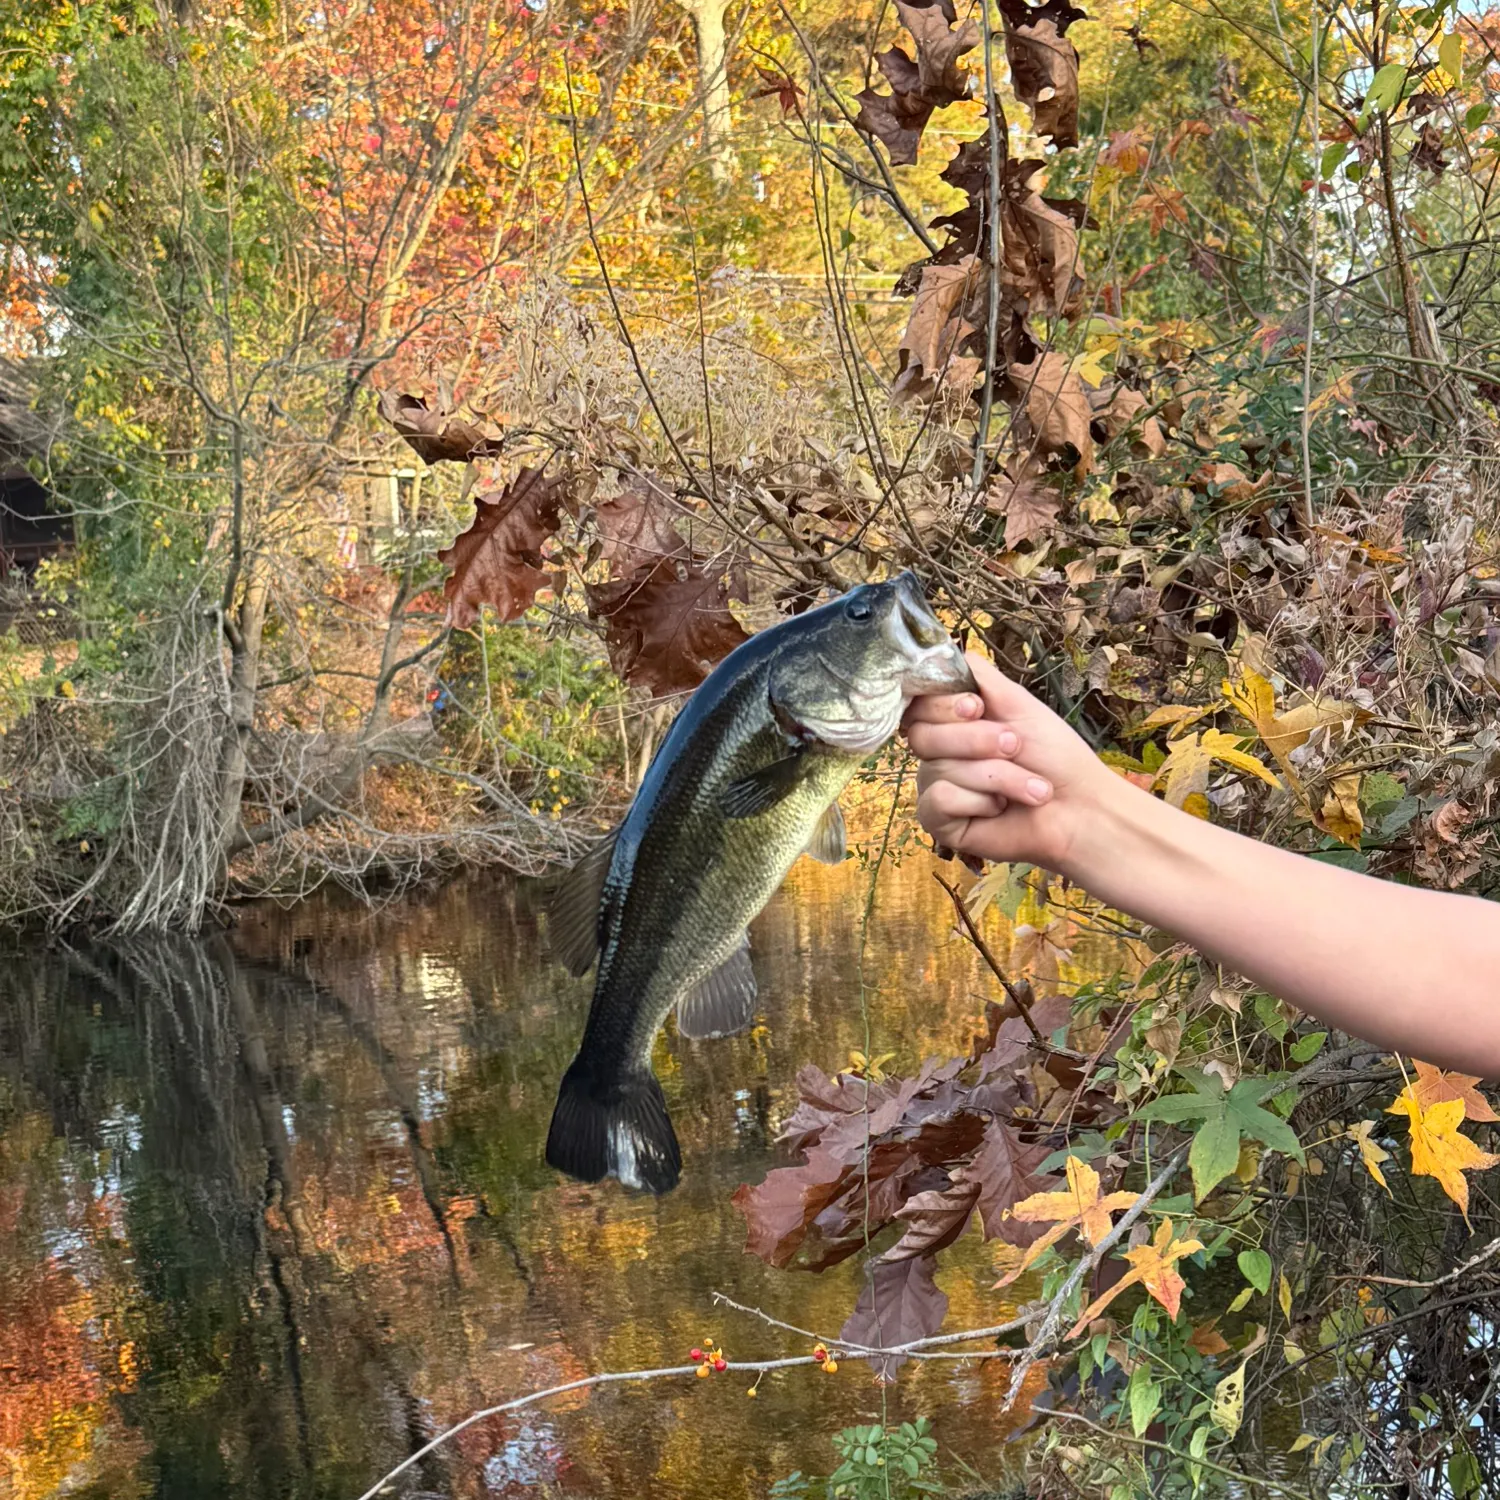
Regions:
[[1128, 1366, 1162, 1436], [1364, 61, 1408, 114], [1290, 1030, 1328, 1063], [1449, 1448, 1482, 1498], [1190, 1103, 1242, 1199], [1226, 1079, 1304, 1161], [1227, 1286, 1254, 1313], [1320, 141, 1349, 180], [1465, 102, 1491, 131], [1238, 1248, 1273, 1294]]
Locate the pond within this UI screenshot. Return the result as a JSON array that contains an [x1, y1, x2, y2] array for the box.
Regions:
[[0, 852, 1132, 1500]]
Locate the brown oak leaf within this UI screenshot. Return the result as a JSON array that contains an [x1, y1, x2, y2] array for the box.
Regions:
[[438, 467, 568, 628], [1091, 384, 1167, 457], [997, 0, 1085, 147], [585, 555, 750, 697], [884, 1177, 981, 1260], [895, 0, 980, 103], [988, 459, 1061, 549], [1007, 351, 1095, 476], [376, 389, 505, 465], [841, 1254, 949, 1380], [893, 257, 983, 403], [592, 477, 690, 573], [964, 1118, 1058, 1243], [1001, 159, 1084, 318], [855, 0, 978, 164]]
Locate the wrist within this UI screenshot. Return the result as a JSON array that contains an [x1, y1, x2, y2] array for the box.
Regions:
[[1054, 765, 1175, 896]]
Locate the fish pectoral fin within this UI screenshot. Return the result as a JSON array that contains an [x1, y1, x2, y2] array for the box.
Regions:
[[719, 754, 805, 818], [805, 800, 847, 865], [544, 828, 619, 976], [675, 934, 757, 1039]]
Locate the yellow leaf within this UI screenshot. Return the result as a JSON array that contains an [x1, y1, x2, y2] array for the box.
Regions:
[[1283, 1339, 1304, 1363], [1134, 703, 1213, 740], [1277, 1272, 1292, 1320], [1289, 1433, 1316, 1454], [1439, 31, 1464, 85], [1210, 1361, 1246, 1437], [1221, 670, 1370, 791], [1007, 1156, 1139, 1245], [1348, 1120, 1391, 1194], [1068, 1217, 1203, 1335], [1227, 1286, 1253, 1313], [964, 862, 1013, 921], [1387, 1089, 1500, 1225], [59, 680, 77, 699], [1318, 772, 1363, 848], [1200, 729, 1283, 790]]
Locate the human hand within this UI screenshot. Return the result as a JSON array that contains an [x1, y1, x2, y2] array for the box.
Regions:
[[902, 652, 1123, 873]]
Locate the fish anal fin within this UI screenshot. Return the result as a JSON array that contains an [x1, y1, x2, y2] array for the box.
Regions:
[[675, 934, 757, 1039], [720, 754, 804, 818], [545, 829, 619, 976], [805, 800, 846, 864]]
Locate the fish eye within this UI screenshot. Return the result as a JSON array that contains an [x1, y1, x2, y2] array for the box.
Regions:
[[845, 597, 872, 622]]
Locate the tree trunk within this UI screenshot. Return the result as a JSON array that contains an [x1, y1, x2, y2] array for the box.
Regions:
[[215, 556, 270, 872], [683, 0, 732, 181]]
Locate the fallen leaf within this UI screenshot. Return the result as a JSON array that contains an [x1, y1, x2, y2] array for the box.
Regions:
[[1387, 1088, 1500, 1225], [377, 389, 505, 464], [1412, 1061, 1500, 1123], [1190, 1321, 1231, 1357], [438, 467, 569, 627], [1431, 800, 1471, 844], [988, 460, 1062, 548]]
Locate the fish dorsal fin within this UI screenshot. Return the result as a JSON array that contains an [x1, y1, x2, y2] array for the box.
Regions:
[[545, 829, 619, 976], [805, 800, 847, 864], [720, 752, 805, 818], [675, 933, 757, 1039]]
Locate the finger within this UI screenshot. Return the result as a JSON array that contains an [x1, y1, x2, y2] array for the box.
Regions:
[[905, 719, 1020, 762], [903, 691, 985, 727], [918, 779, 1005, 840], [918, 757, 1053, 806], [966, 651, 1047, 723]]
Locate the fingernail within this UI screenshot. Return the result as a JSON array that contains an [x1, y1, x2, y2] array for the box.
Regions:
[[997, 730, 1019, 756], [956, 695, 982, 719], [1026, 777, 1051, 803]]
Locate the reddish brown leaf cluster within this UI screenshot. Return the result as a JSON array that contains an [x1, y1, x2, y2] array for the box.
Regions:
[[733, 994, 1122, 1378]]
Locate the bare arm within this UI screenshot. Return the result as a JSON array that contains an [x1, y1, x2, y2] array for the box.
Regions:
[[905, 654, 1500, 1078]]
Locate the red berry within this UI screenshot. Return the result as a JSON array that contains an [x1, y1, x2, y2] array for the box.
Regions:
[[690, 1348, 704, 1362], [713, 1357, 727, 1372]]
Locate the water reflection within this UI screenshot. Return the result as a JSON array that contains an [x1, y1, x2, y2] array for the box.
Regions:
[[0, 854, 1127, 1499]]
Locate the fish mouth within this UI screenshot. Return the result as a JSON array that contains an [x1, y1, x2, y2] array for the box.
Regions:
[[888, 573, 978, 695]]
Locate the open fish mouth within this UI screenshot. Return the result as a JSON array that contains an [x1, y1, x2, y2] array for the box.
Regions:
[[888, 573, 978, 694]]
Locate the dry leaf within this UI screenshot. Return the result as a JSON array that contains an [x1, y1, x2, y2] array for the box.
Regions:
[[998, 0, 1084, 147], [1092, 384, 1167, 457], [988, 460, 1062, 548], [438, 467, 568, 627], [377, 389, 505, 464], [1412, 1060, 1500, 1122], [1318, 772, 1364, 848], [1001, 160, 1084, 318], [894, 258, 983, 402], [1007, 351, 1094, 476], [1189, 1322, 1231, 1356], [895, 0, 980, 101]]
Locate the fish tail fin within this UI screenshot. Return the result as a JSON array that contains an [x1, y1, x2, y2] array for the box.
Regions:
[[545, 1058, 682, 1194]]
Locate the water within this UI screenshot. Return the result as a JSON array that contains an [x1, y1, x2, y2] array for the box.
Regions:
[[0, 854, 1124, 1500]]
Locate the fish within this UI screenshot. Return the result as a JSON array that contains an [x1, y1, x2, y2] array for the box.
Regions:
[[543, 570, 977, 1194]]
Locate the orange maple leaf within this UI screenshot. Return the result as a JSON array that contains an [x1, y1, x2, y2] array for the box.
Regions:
[[1412, 1060, 1499, 1123], [1068, 1217, 1205, 1335], [995, 1156, 1138, 1286], [1387, 1088, 1500, 1225]]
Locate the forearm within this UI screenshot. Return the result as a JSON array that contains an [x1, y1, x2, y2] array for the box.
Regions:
[[1065, 778, 1500, 1078]]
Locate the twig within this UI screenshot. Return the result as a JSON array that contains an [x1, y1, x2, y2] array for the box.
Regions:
[[1004, 1144, 1190, 1404], [933, 871, 1049, 1048], [1335, 1232, 1500, 1291]]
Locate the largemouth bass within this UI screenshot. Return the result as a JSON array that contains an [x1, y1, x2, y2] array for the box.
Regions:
[[544, 571, 976, 1193]]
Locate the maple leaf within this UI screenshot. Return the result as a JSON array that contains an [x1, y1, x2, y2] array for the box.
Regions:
[[841, 1255, 949, 1380], [585, 554, 751, 698], [376, 389, 505, 464], [996, 1154, 1139, 1284], [1347, 1120, 1392, 1194], [1153, 729, 1281, 814], [1387, 1088, 1500, 1225], [1068, 1217, 1205, 1335], [997, 0, 1084, 148], [750, 64, 804, 117], [1412, 1060, 1500, 1123], [1221, 669, 1372, 790], [437, 467, 568, 628], [1137, 1071, 1303, 1201], [1318, 772, 1364, 849]]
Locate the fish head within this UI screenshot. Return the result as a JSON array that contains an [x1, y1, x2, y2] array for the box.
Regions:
[[769, 572, 976, 753]]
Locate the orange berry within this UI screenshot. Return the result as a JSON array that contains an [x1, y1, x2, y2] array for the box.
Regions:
[[823, 1358, 838, 1373], [746, 1386, 758, 1399], [695, 1364, 711, 1379]]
